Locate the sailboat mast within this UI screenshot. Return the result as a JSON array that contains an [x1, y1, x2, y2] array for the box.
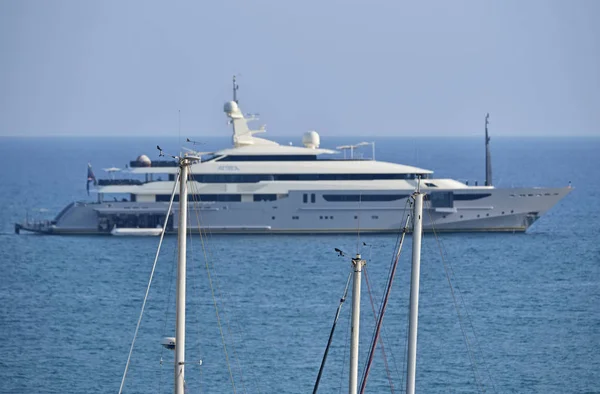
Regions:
[[406, 191, 424, 394], [175, 160, 189, 394], [349, 254, 365, 394]]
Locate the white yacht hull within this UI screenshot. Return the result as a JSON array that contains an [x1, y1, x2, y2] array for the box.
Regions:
[[15, 186, 571, 235]]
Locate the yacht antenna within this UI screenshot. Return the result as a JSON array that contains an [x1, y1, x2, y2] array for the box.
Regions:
[[485, 113, 492, 186], [233, 75, 239, 104]]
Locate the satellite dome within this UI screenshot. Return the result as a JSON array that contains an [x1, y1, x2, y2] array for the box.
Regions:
[[223, 100, 239, 114], [302, 131, 321, 149], [136, 154, 151, 167]]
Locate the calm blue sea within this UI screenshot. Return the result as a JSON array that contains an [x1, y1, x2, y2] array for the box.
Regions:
[[0, 136, 598, 393]]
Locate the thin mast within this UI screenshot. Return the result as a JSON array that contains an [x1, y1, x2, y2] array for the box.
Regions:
[[233, 75, 239, 104], [406, 191, 424, 394], [349, 254, 365, 394], [174, 160, 189, 394], [485, 113, 492, 186]]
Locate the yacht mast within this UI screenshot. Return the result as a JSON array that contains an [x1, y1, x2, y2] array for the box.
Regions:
[[406, 191, 424, 394], [174, 159, 190, 394], [233, 75, 239, 104], [349, 254, 365, 394], [485, 113, 492, 186]]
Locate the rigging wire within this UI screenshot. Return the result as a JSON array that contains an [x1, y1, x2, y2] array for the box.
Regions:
[[359, 214, 411, 394], [189, 178, 261, 394], [188, 180, 250, 393], [313, 272, 352, 394], [188, 168, 238, 393], [187, 192, 207, 392], [362, 267, 396, 394], [357, 197, 411, 389], [338, 298, 352, 394], [118, 170, 180, 394], [426, 201, 497, 393], [158, 241, 179, 393]]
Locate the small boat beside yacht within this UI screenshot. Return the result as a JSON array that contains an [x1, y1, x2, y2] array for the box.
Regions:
[[110, 226, 163, 236], [15, 78, 572, 235]]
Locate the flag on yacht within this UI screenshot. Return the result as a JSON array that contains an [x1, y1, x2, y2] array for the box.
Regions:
[[87, 163, 97, 195]]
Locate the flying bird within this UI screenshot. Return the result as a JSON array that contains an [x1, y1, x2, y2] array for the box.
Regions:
[[334, 248, 345, 257]]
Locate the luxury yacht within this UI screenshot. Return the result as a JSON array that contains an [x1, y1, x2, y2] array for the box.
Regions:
[[15, 80, 571, 235]]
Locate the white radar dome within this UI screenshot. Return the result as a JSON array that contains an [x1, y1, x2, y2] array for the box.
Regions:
[[302, 131, 321, 149], [136, 154, 151, 167], [223, 100, 239, 114]]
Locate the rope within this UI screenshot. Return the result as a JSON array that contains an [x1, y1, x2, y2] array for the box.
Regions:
[[313, 272, 352, 394], [357, 197, 411, 390], [426, 201, 497, 393], [186, 193, 206, 392], [118, 170, 180, 394], [338, 299, 352, 394], [362, 267, 395, 394], [359, 215, 411, 394], [188, 168, 238, 393], [189, 175, 260, 394], [158, 244, 179, 393]]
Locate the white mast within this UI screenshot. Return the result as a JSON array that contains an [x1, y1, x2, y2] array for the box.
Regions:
[[406, 191, 424, 394], [174, 159, 190, 394], [349, 254, 365, 394]]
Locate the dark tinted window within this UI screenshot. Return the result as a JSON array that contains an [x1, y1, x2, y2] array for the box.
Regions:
[[453, 193, 492, 201], [253, 194, 277, 201], [156, 194, 241, 202], [218, 155, 317, 161], [191, 173, 425, 183], [323, 194, 408, 202]]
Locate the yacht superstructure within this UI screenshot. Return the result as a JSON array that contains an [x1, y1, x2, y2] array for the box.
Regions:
[[15, 80, 571, 235]]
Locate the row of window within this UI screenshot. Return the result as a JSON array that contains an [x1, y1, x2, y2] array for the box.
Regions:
[[510, 193, 559, 197], [156, 194, 277, 202], [153, 192, 493, 203], [217, 155, 318, 162], [190, 173, 429, 183], [322, 194, 408, 202], [452, 193, 492, 201]]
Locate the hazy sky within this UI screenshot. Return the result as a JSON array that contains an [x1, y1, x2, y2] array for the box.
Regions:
[[1, 0, 599, 137]]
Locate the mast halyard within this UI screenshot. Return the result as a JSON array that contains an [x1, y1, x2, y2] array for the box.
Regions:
[[174, 159, 190, 394], [485, 113, 492, 186], [406, 190, 424, 394]]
